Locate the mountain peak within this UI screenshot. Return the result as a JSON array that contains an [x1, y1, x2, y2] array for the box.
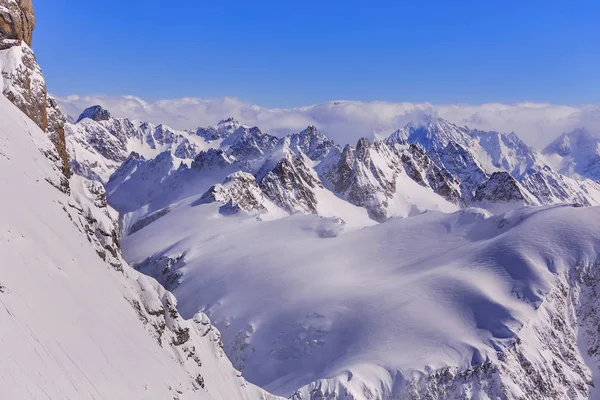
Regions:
[[217, 116, 238, 125], [76, 105, 111, 123], [288, 125, 335, 160], [543, 128, 599, 157]]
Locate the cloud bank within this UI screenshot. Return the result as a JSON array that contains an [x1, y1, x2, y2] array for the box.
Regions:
[[56, 95, 600, 149]]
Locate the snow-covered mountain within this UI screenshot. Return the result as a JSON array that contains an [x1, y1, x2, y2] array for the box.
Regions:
[[61, 88, 600, 398], [87, 112, 600, 398], [387, 116, 600, 207], [543, 128, 600, 181], [0, 2, 282, 399], [7, 1, 600, 399], [0, 90, 283, 400], [65, 104, 230, 182]]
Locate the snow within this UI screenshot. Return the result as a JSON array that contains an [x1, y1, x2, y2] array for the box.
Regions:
[[543, 128, 600, 181], [0, 90, 279, 400], [65, 116, 222, 182], [122, 187, 600, 398], [388, 171, 460, 217]]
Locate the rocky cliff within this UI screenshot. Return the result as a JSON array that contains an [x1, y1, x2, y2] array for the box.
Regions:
[[0, 0, 70, 178], [0, 0, 35, 46]]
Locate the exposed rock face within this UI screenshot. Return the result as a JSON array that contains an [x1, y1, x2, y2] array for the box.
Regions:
[[1, 0, 43, 129], [224, 126, 279, 170], [0, 42, 46, 130], [288, 125, 336, 160], [402, 144, 462, 205], [0, 1, 71, 181], [431, 141, 489, 202], [473, 171, 532, 203], [76, 105, 111, 123], [196, 171, 268, 215], [0, 0, 35, 46], [324, 139, 401, 222], [191, 148, 234, 171], [46, 95, 71, 177], [259, 153, 321, 214]]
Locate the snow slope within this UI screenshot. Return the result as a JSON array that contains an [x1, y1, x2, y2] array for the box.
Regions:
[[123, 185, 600, 399], [0, 84, 279, 399]]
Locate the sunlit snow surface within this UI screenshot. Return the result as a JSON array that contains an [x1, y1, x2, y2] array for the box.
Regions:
[[123, 189, 600, 397], [0, 89, 279, 399]]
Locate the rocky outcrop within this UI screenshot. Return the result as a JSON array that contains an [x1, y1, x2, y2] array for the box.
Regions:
[[196, 171, 268, 215], [473, 172, 533, 204], [0, 42, 46, 130], [0, 1, 72, 181], [191, 148, 235, 171], [259, 153, 321, 214], [324, 138, 401, 222], [76, 105, 111, 123], [0, 0, 35, 46], [401, 144, 462, 205], [288, 125, 336, 160], [1, 0, 44, 129], [46, 95, 71, 177]]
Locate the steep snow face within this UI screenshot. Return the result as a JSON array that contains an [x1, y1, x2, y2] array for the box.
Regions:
[[106, 148, 244, 221], [543, 128, 600, 181], [122, 197, 600, 399], [0, 94, 281, 400]]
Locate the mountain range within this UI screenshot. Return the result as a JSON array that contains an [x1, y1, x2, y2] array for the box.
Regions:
[[4, 1, 600, 399]]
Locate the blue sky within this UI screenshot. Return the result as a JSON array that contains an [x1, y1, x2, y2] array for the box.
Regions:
[[34, 0, 599, 107]]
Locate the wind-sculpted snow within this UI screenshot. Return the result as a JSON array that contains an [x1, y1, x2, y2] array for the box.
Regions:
[[122, 199, 600, 399]]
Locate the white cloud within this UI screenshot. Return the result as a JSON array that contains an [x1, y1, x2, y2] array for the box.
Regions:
[[56, 95, 600, 149]]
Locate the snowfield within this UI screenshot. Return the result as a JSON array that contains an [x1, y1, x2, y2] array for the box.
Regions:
[[124, 188, 600, 398]]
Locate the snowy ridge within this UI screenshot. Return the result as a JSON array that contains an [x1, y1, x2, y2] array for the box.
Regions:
[[387, 116, 600, 207], [0, 71, 279, 399], [66, 105, 222, 182], [543, 128, 600, 181]]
